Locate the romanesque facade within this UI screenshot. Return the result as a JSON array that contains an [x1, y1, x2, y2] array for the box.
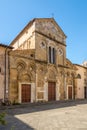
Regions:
[[8, 18, 78, 103], [0, 18, 87, 103]]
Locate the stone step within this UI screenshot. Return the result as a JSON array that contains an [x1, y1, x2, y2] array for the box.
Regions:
[[0, 99, 87, 110]]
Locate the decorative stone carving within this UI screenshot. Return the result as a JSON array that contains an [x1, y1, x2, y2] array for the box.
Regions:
[[18, 73, 31, 82], [68, 79, 72, 85], [28, 62, 35, 72], [48, 69, 56, 80], [16, 60, 26, 72]]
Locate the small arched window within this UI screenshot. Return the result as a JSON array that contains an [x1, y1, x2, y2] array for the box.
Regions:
[[77, 74, 81, 79], [40, 42, 46, 48], [49, 46, 51, 63], [48, 46, 55, 64], [53, 48, 55, 64]]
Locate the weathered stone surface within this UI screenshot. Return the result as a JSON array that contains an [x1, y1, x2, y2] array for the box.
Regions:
[[8, 18, 78, 103], [0, 18, 83, 103]]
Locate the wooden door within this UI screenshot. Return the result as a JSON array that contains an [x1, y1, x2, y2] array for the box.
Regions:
[[84, 87, 87, 98], [48, 82, 56, 101], [68, 86, 72, 99], [21, 84, 31, 103]]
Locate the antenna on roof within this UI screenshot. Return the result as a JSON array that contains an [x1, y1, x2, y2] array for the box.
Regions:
[[51, 13, 54, 18]]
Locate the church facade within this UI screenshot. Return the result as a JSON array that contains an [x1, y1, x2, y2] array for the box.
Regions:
[[0, 18, 87, 103]]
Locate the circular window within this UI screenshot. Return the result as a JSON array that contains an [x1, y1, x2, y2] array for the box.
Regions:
[[40, 42, 46, 48], [58, 48, 63, 55]]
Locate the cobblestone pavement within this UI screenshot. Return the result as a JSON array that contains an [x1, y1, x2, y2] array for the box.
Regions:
[[0, 100, 87, 130]]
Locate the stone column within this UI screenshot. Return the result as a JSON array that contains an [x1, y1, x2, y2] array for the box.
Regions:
[[56, 76, 60, 100], [31, 83, 36, 103], [35, 72, 38, 102], [64, 73, 67, 100], [56, 82, 59, 100], [44, 77, 48, 101]]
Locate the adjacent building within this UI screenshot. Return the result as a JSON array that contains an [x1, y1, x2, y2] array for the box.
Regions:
[[75, 64, 87, 99], [0, 44, 13, 101]]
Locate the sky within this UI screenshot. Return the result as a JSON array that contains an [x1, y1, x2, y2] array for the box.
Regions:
[[0, 0, 87, 64]]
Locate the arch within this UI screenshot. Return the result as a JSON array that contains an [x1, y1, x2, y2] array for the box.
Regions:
[[77, 74, 81, 79], [17, 63, 25, 72], [16, 60, 26, 72]]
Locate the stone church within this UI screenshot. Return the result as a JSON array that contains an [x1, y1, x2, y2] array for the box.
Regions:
[[0, 18, 86, 103]]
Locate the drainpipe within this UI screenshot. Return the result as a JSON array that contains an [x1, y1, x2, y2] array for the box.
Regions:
[[4, 47, 8, 101], [4, 47, 12, 101], [8, 49, 12, 101]]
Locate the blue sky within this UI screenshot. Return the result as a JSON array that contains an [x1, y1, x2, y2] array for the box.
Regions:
[[0, 0, 87, 64]]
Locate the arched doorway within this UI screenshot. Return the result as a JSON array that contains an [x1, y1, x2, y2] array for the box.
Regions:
[[67, 85, 73, 99], [21, 84, 31, 103]]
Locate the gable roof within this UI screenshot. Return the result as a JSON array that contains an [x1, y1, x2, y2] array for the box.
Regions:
[[10, 18, 35, 46], [10, 18, 67, 46], [51, 18, 67, 37], [66, 58, 73, 66], [66, 58, 77, 70], [74, 64, 87, 69]]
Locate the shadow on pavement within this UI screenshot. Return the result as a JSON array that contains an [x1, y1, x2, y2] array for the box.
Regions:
[[0, 115, 34, 130]]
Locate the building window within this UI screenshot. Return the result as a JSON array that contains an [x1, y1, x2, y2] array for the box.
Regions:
[[27, 41, 31, 49], [40, 42, 46, 48], [49, 47, 51, 63], [53, 48, 55, 64], [77, 74, 81, 79], [58, 48, 63, 65], [48, 46, 55, 64], [58, 48, 63, 56], [84, 78, 87, 85]]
